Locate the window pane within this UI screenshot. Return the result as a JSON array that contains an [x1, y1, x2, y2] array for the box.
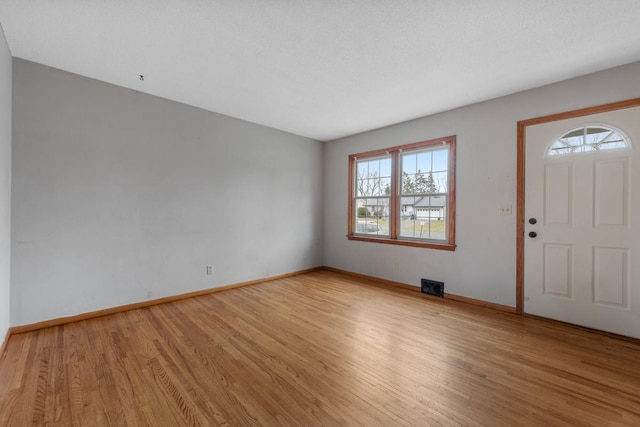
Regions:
[[432, 149, 448, 171], [402, 153, 416, 174], [547, 125, 629, 157], [379, 158, 392, 178], [356, 157, 392, 197], [400, 196, 419, 219], [356, 178, 372, 197], [601, 131, 626, 149], [356, 177, 392, 197], [585, 127, 610, 145], [399, 195, 447, 240], [357, 162, 369, 179], [354, 197, 390, 236], [431, 171, 448, 193], [418, 171, 437, 194], [416, 151, 432, 172], [401, 172, 415, 195], [548, 140, 571, 156], [379, 177, 391, 196], [565, 135, 582, 147], [402, 147, 449, 196], [399, 146, 450, 239]]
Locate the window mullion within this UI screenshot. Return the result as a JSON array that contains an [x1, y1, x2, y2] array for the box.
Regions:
[[348, 156, 355, 236], [390, 150, 399, 239]]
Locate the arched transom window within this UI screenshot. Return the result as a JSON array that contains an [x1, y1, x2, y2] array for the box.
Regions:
[[547, 125, 630, 157]]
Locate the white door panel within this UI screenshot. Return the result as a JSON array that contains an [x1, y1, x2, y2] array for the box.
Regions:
[[524, 107, 640, 339]]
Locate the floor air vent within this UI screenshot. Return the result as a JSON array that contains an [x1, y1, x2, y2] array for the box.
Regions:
[[421, 278, 444, 298]]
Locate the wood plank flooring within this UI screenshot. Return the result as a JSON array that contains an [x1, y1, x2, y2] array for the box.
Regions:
[[1, 270, 639, 426]]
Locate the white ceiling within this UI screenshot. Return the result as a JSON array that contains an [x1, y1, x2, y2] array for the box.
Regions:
[[1, 1, 640, 141]]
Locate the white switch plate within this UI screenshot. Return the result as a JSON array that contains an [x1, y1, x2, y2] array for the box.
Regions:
[[206, 265, 214, 275]]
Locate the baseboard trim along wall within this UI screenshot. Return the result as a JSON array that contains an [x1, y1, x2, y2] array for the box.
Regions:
[[6, 266, 638, 356], [323, 266, 517, 314], [7, 265, 516, 339], [9, 266, 323, 336]]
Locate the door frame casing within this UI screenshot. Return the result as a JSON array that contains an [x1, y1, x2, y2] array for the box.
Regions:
[[516, 97, 640, 314]]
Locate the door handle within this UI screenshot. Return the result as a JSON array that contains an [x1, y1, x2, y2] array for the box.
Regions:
[[529, 218, 537, 224], [528, 231, 537, 238]]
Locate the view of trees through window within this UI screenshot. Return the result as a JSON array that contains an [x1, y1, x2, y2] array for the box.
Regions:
[[548, 125, 629, 156], [354, 156, 391, 236], [402, 170, 437, 194], [400, 147, 448, 240], [350, 136, 455, 248]]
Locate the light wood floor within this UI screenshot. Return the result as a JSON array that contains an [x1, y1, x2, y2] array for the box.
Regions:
[[1, 270, 639, 426]]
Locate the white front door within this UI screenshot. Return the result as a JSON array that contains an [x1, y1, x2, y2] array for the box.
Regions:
[[524, 106, 640, 339]]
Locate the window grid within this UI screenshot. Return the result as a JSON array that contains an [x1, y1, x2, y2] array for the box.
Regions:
[[399, 145, 449, 241], [548, 125, 630, 157], [348, 136, 456, 251]]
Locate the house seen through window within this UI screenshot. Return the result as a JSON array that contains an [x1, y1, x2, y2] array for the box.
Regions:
[[349, 136, 456, 250]]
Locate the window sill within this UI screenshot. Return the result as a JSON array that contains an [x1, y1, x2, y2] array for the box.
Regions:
[[347, 234, 456, 251]]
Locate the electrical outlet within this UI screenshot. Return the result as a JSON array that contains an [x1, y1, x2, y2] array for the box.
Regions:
[[206, 266, 214, 275], [499, 204, 512, 216]]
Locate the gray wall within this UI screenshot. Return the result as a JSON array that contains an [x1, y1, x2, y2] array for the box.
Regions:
[[10, 55, 640, 325], [11, 59, 324, 326], [0, 25, 11, 339], [324, 61, 640, 308]]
